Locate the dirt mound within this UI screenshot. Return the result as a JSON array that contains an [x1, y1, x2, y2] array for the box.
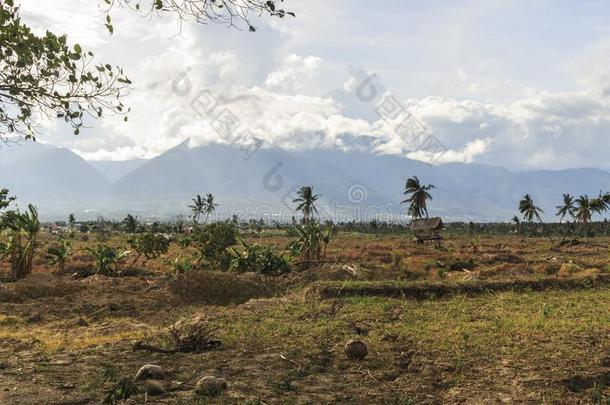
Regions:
[[312, 273, 610, 299], [0, 273, 84, 303], [168, 271, 275, 305]]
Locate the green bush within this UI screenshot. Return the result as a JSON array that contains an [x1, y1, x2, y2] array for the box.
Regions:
[[230, 240, 290, 275], [165, 256, 194, 277], [190, 222, 237, 270], [128, 232, 170, 265]]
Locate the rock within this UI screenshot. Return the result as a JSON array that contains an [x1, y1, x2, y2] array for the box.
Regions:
[[195, 376, 228, 396], [76, 317, 89, 327], [26, 313, 43, 323], [134, 364, 165, 382], [344, 340, 368, 360], [145, 380, 166, 396], [394, 350, 415, 369]]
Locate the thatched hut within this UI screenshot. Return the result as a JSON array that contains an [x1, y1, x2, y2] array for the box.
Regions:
[[410, 217, 443, 245]]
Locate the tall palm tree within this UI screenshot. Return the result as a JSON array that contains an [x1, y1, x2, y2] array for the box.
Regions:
[[203, 193, 217, 224], [293, 186, 320, 223], [590, 191, 608, 216], [189, 194, 205, 224], [401, 176, 435, 219], [555, 193, 575, 223], [519, 194, 544, 223], [574, 195, 592, 224]]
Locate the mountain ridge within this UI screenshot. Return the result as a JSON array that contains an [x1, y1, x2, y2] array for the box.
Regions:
[[1, 141, 609, 221]]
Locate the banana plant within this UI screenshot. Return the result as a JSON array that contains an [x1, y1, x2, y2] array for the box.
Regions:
[[2, 204, 41, 279], [46, 238, 72, 273], [86, 244, 130, 276]]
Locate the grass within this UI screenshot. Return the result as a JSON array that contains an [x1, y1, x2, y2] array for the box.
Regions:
[[0, 232, 609, 402], [312, 273, 610, 298]]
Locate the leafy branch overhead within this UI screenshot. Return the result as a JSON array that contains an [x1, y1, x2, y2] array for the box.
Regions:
[[102, 0, 295, 32], [0, 1, 131, 141]]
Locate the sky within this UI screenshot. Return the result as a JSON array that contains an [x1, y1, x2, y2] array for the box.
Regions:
[[17, 0, 610, 171]]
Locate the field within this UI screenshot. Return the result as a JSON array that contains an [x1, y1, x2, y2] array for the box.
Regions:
[[0, 230, 609, 404]]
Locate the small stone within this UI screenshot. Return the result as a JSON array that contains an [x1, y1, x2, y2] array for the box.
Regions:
[[76, 317, 89, 327], [195, 376, 228, 397], [145, 380, 166, 396], [344, 340, 368, 360], [26, 314, 42, 323], [134, 364, 165, 382]]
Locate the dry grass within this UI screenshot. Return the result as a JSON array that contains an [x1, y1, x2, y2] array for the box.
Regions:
[[0, 231, 608, 403]]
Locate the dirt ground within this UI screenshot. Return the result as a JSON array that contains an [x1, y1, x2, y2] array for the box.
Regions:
[[0, 233, 608, 404]]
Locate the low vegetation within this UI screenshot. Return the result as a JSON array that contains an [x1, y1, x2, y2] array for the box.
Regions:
[[0, 184, 609, 403]]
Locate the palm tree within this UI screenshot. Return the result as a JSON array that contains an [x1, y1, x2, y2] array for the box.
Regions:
[[189, 194, 205, 224], [401, 176, 435, 219], [293, 186, 320, 223], [555, 193, 575, 223], [590, 191, 608, 216], [518, 194, 544, 223], [203, 193, 217, 224], [574, 195, 592, 223]]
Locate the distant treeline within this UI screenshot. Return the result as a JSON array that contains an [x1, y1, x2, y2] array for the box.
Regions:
[[46, 217, 610, 238]]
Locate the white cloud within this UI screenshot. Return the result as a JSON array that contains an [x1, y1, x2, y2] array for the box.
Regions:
[[407, 138, 492, 165], [264, 54, 322, 93], [15, 0, 610, 172]]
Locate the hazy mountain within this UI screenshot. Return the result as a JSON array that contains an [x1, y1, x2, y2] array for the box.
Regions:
[[111, 142, 610, 222], [3, 141, 610, 221], [90, 159, 147, 182], [0, 142, 110, 218]]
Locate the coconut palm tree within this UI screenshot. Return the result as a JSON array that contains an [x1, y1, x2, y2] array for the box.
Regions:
[[203, 193, 217, 224], [401, 176, 435, 219], [590, 191, 608, 216], [189, 194, 205, 224], [293, 186, 320, 223], [519, 194, 544, 223], [574, 195, 592, 224], [555, 193, 576, 223]]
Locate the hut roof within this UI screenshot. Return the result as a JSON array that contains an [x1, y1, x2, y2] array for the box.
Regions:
[[410, 217, 443, 231]]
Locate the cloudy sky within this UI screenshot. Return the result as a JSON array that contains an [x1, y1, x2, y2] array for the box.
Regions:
[[18, 0, 610, 170]]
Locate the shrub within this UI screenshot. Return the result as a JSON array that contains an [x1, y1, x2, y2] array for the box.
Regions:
[[86, 244, 130, 276], [230, 239, 290, 275], [128, 232, 170, 266], [190, 222, 237, 270], [165, 256, 194, 277]]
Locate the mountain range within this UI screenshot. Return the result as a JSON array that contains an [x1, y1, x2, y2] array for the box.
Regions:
[[1, 140, 610, 222]]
